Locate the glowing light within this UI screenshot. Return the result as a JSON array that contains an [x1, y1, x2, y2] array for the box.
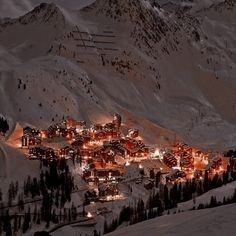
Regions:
[[87, 212, 92, 218], [125, 161, 130, 166], [139, 164, 143, 169], [189, 174, 194, 179], [172, 166, 181, 170], [154, 149, 160, 156], [106, 196, 112, 201]]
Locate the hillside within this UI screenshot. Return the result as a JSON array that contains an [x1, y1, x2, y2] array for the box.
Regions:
[[0, 0, 235, 151], [0, 1, 235, 236], [106, 203, 236, 236]]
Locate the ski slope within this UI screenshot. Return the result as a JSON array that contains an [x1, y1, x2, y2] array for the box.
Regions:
[[107, 203, 236, 236]]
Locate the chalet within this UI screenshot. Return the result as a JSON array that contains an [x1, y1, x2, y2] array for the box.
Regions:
[[93, 169, 121, 182], [28, 146, 56, 160], [82, 134, 92, 144], [166, 169, 186, 182], [194, 150, 202, 156], [40, 130, 49, 139], [103, 141, 125, 157], [180, 157, 193, 169], [94, 131, 106, 140], [126, 146, 149, 158], [122, 138, 137, 150], [92, 146, 115, 161], [205, 156, 222, 172], [163, 153, 177, 167], [84, 190, 98, 202], [194, 169, 203, 179], [71, 137, 84, 147], [112, 113, 122, 130], [22, 135, 41, 148], [47, 122, 68, 138], [128, 129, 139, 139], [23, 126, 40, 136], [59, 146, 75, 159], [91, 124, 103, 133], [104, 122, 116, 131], [80, 148, 93, 159], [98, 183, 119, 198], [66, 118, 77, 128]]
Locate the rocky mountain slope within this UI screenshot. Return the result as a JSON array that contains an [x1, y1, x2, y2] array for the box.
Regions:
[[0, 0, 235, 151]]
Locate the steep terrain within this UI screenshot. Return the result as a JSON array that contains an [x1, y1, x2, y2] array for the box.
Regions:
[[0, 0, 236, 153]]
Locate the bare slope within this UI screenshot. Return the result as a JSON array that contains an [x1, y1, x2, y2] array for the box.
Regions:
[[0, 0, 235, 150], [106, 203, 236, 236]]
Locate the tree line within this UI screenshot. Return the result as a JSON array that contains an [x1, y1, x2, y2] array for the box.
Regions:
[[0, 117, 9, 134], [0, 159, 76, 235]]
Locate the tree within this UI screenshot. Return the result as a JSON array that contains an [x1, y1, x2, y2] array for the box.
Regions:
[[209, 196, 217, 208], [155, 171, 161, 188], [13, 215, 18, 233], [33, 206, 37, 223], [0, 117, 9, 134], [103, 219, 108, 234], [22, 212, 30, 233], [203, 170, 209, 192], [149, 169, 155, 179], [3, 210, 11, 236], [164, 185, 169, 210], [0, 188, 2, 201], [119, 206, 132, 225]]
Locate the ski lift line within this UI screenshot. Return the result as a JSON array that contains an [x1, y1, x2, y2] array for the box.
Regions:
[[76, 44, 96, 48], [89, 33, 116, 38], [103, 31, 114, 34], [76, 26, 87, 50], [76, 44, 119, 51], [74, 38, 115, 44], [103, 48, 119, 51], [94, 41, 115, 44], [72, 31, 116, 38], [74, 38, 93, 42]]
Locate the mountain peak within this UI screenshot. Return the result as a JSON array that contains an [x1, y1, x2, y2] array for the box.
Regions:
[[17, 2, 65, 25], [82, 0, 178, 57]]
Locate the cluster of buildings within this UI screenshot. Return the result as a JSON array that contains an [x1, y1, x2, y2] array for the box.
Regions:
[[20, 114, 151, 197], [22, 127, 42, 149], [20, 115, 228, 194], [162, 142, 225, 182]]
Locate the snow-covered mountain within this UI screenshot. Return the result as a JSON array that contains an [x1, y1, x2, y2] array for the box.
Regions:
[[0, 1, 236, 236], [0, 0, 236, 151]]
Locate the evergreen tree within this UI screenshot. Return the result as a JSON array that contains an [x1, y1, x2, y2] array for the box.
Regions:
[[0, 188, 2, 202], [22, 212, 29, 233], [3, 210, 11, 235], [13, 215, 18, 234], [204, 170, 209, 192], [33, 206, 37, 223], [0, 117, 9, 134], [209, 196, 217, 208], [164, 185, 169, 210]]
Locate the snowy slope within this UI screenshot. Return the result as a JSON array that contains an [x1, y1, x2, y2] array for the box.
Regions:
[[177, 180, 236, 211], [0, 0, 236, 151], [106, 203, 236, 236]]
